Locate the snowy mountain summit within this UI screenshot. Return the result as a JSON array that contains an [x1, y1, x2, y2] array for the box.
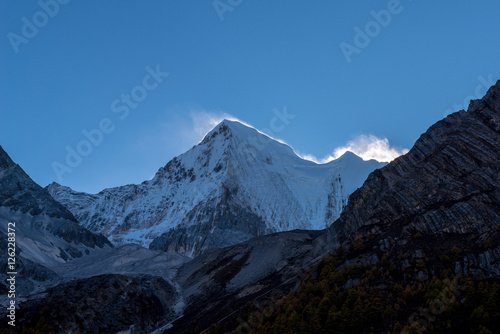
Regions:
[[48, 120, 385, 256]]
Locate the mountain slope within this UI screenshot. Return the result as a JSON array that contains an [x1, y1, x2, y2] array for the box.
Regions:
[[164, 81, 500, 333], [49, 120, 385, 255]]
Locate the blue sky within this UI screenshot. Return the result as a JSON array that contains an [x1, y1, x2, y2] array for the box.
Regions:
[[1, 1, 500, 193]]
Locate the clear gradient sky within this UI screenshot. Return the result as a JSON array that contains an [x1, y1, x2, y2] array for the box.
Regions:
[[1, 1, 500, 193]]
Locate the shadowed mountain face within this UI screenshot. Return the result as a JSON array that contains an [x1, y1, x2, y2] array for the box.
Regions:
[[328, 80, 500, 275]]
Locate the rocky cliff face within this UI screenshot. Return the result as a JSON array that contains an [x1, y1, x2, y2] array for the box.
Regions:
[[48, 120, 385, 256], [328, 80, 500, 275]]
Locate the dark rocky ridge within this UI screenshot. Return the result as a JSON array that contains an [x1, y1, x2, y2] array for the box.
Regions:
[[0, 145, 111, 249], [328, 80, 500, 275], [0, 146, 76, 222]]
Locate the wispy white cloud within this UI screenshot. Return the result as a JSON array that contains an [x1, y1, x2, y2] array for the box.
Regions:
[[189, 110, 239, 139], [131, 109, 235, 159], [329, 134, 408, 162], [130, 110, 239, 179], [298, 134, 408, 163]]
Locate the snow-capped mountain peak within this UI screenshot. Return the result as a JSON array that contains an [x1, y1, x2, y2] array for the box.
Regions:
[[197, 119, 301, 168], [49, 120, 386, 256]]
